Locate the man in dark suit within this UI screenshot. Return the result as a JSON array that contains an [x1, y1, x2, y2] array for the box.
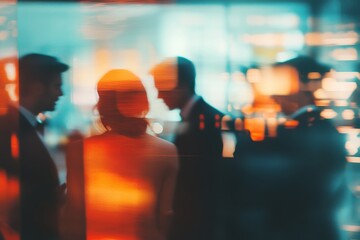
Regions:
[[0, 53, 69, 240], [234, 56, 348, 240], [151, 57, 224, 240]]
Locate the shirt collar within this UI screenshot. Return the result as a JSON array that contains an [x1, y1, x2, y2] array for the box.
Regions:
[[180, 95, 201, 120]]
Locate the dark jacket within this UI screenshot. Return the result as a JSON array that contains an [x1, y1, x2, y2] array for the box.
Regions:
[[169, 97, 224, 240], [233, 107, 347, 240], [0, 105, 61, 240]]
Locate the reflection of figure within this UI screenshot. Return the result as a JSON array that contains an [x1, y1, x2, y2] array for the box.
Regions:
[[0, 53, 69, 239], [66, 69, 178, 240], [151, 57, 224, 240], [234, 56, 348, 240]]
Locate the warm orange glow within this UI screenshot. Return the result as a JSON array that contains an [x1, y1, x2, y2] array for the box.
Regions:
[[322, 78, 357, 92], [337, 126, 360, 135], [283, 119, 299, 128], [314, 99, 331, 106], [150, 58, 178, 91], [82, 135, 173, 239], [4, 63, 16, 81], [0, 171, 20, 240], [305, 31, 358, 46], [307, 72, 322, 80], [5, 83, 17, 102], [11, 133, 19, 159], [342, 109, 355, 120], [256, 66, 299, 96], [333, 100, 348, 107], [330, 48, 358, 61], [266, 117, 278, 137], [222, 132, 236, 158], [244, 117, 265, 141], [346, 157, 360, 163], [97, 70, 145, 92], [86, 172, 153, 211], [0, 170, 6, 207], [313, 88, 328, 99], [246, 68, 261, 83], [320, 109, 338, 119]]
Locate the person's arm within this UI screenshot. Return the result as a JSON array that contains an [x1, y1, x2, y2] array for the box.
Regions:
[[158, 149, 178, 235], [63, 137, 86, 240]]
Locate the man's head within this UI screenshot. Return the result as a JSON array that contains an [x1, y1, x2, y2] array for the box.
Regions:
[[271, 56, 330, 115], [19, 53, 69, 114], [150, 56, 196, 110]]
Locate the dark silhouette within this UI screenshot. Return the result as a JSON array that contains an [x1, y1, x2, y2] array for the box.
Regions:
[[0, 53, 69, 240], [151, 57, 224, 240], [234, 56, 348, 240], [65, 69, 178, 240]]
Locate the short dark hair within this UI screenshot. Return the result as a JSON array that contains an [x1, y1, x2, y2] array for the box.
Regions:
[[273, 55, 330, 84], [19, 53, 69, 92], [176, 57, 196, 91]]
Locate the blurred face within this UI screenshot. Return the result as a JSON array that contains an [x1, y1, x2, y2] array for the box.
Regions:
[[38, 73, 64, 112], [153, 73, 183, 110], [156, 89, 182, 110]]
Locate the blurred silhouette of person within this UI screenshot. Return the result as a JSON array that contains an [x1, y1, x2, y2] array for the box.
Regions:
[[66, 69, 178, 240], [234, 56, 348, 240], [0, 53, 69, 240], [150, 57, 224, 240]]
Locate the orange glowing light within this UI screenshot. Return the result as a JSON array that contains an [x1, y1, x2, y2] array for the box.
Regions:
[[86, 172, 153, 211], [0, 170, 6, 205], [85, 171, 155, 239], [313, 88, 327, 99], [246, 68, 261, 83], [331, 48, 358, 61], [308, 72, 322, 80], [10, 133, 18, 159], [256, 66, 299, 96], [333, 100, 348, 107], [266, 117, 278, 137], [346, 157, 360, 163], [322, 78, 357, 92], [244, 117, 265, 141], [283, 119, 299, 128], [321, 109, 337, 119], [342, 109, 355, 120]]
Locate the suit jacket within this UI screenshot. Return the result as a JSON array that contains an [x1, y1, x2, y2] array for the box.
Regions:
[[0, 105, 61, 240], [169, 97, 224, 240], [233, 107, 347, 240]]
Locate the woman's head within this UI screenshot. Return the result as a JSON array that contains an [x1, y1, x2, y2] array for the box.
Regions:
[[97, 69, 149, 136]]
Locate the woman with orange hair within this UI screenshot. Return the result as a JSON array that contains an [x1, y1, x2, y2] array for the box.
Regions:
[[65, 69, 178, 240]]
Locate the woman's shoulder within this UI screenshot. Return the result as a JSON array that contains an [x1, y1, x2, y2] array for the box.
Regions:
[[143, 134, 177, 152]]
